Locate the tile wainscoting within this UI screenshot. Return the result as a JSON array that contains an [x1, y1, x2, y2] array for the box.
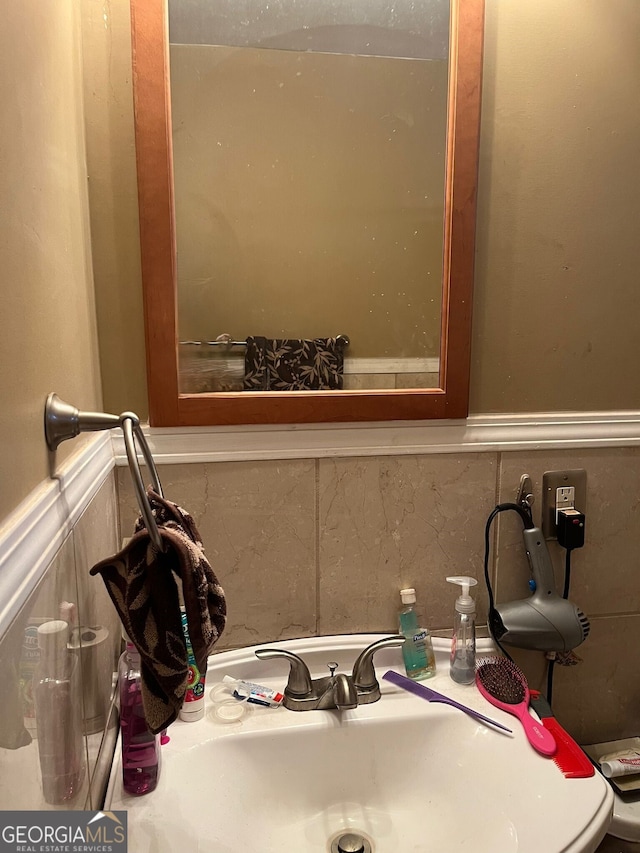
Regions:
[[115, 411, 640, 747]]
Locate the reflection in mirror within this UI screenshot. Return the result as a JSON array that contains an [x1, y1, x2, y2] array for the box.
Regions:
[[169, 0, 450, 394], [129, 0, 484, 425]]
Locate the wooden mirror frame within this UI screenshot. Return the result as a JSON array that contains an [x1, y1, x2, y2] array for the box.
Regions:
[[130, 0, 485, 426]]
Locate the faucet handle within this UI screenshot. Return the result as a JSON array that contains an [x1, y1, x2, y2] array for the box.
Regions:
[[255, 648, 313, 697], [352, 635, 405, 689]]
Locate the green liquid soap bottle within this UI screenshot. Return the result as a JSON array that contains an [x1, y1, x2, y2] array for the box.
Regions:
[[399, 588, 436, 680]]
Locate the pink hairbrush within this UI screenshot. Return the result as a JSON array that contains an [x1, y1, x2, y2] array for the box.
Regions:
[[475, 656, 557, 757]]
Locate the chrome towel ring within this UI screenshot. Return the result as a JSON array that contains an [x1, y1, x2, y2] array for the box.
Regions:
[[44, 393, 165, 551]]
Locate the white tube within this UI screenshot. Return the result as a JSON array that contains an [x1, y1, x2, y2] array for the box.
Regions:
[[222, 675, 283, 707], [600, 757, 640, 778]]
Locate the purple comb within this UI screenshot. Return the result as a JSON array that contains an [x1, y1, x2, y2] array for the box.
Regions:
[[382, 670, 512, 734]]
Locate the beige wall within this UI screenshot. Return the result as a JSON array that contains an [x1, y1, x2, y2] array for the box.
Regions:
[[81, 0, 148, 420], [86, 0, 640, 418], [0, 1, 103, 523], [470, 0, 640, 412]]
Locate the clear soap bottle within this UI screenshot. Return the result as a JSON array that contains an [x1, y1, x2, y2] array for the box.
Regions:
[[398, 588, 436, 680], [33, 620, 86, 804], [446, 576, 478, 684], [118, 636, 161, 795]]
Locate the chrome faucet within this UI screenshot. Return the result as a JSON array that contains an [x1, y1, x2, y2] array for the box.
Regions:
[[316, 664, 358, 711], [255, 635, 405, 711], [351, 635, 406, 703]]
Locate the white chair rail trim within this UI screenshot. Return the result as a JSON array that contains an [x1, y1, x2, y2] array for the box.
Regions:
[[113, 410, 640, 465]]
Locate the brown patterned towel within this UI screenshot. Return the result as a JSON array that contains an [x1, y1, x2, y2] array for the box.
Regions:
[[243, 336, 344, 391], [89, 489, 226, 734]]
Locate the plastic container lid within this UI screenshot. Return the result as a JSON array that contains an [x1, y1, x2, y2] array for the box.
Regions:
[[208, 682, 249, 724], [400, 588, 417, 605], [212, 701, 247, 723]]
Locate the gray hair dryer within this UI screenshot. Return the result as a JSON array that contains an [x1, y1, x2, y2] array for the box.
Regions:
[[490, 527, 590, 652]]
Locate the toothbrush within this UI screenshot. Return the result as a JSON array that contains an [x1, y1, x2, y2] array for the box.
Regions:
[[475, 656, 557, 757]]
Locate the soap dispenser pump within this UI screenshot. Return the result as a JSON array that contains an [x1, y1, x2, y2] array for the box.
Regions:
[[446, 576, 478, 684]]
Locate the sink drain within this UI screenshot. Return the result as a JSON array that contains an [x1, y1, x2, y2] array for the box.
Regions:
[[330, 831, 373, 853]]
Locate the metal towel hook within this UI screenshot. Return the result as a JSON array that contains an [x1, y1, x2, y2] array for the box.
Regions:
[[44, 393, 165, 551]]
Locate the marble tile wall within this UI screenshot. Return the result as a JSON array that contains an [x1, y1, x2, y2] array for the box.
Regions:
[[117, 445, 640, 748], [0, 475, 121, 811]]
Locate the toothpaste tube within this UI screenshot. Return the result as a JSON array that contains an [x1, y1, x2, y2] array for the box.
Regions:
[[179, 606, 206, 721], [222, 675, 283, 708], [600, 756, 640, 778]]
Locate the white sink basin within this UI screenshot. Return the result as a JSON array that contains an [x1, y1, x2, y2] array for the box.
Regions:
[[106, 634, 613, 853]]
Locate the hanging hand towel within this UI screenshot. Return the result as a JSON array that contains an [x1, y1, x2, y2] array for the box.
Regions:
[[90, 489, 226, 734], [243, 336, 344, 391]]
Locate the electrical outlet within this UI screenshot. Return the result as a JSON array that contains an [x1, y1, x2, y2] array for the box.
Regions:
[[555, 486, 575, 522], [542, 469, 587, 539]]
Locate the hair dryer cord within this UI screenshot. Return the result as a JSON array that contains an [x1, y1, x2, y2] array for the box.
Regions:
[[483, 502, 534, 660]]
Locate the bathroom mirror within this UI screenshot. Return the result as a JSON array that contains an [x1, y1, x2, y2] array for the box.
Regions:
[[130, 0, 484, 426]]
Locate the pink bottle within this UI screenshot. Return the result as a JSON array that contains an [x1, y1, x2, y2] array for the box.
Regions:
[[33, 620, 86, 804], [118, 639, 161, 795]]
